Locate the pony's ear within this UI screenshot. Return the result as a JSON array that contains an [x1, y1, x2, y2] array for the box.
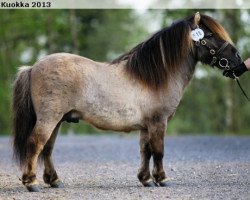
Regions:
[[193, 12, 201, 27]]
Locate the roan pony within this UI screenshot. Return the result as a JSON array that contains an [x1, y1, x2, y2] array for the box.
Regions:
[[12, 13, 243, 192]]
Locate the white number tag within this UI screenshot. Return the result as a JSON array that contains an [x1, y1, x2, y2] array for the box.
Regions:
[[191, 28, 205, 41]]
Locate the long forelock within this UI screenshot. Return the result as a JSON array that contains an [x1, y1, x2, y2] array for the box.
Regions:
[[200, 14, 233, 44]]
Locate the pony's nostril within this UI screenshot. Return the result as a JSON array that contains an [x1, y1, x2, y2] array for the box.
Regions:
[[236, 52, 242, 59]]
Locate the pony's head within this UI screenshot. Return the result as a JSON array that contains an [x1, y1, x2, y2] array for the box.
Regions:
[[189, 12, 243, 73]]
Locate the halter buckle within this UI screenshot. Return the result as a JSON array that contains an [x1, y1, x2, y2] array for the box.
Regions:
[[210, 57, 217, 66], [201, 40, 206, 45], [210, 49, 215, 55]]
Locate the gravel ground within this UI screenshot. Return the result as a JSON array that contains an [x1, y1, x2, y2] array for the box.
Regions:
[[0, 134, 249, 200]]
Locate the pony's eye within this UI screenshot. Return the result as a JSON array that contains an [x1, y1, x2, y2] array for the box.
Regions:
[[206, 33, 213, 37]]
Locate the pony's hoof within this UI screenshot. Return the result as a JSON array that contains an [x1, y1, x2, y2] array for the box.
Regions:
[[158, 178, 172, 187], [26, 185, 40, 192], [143, 180, 158, 187], [50, 180, 64, 188]]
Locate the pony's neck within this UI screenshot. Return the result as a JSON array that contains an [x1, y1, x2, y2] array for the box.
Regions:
[[160, 53, 198, 106], [179, 52, 198, 87]]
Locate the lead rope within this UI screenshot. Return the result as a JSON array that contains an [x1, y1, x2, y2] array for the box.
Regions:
[[222, 61, 250, 101], [235, 78, 250, 101]]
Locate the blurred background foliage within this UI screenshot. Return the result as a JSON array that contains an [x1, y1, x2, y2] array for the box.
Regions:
[[0, 9, 250, 135]]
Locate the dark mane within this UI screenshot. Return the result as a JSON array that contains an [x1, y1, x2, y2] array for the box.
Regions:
[[111, 14, 232, 90], [111, 19, 193, 89]]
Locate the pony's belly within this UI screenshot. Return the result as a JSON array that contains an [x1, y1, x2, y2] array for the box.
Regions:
[[87, 119, 142, 132], [83, 109, 143, 132]]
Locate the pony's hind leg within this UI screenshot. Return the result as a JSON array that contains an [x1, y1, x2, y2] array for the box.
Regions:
[[22, 119, 61, 192], [42, 122, 64, 188], [137, 130, 157, 187]]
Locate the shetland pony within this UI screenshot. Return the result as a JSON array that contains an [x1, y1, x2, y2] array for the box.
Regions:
[[12, 13, 242, 191]]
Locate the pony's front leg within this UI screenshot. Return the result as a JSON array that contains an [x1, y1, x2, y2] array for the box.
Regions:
[[148, 121, 170, 187], [137, 130, 157, 187]]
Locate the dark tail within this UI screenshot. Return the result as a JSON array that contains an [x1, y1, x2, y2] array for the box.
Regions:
[[12, 66, 36, 168]]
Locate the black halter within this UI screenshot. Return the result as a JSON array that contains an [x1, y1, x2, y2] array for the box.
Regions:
[[194, 34, 250, 101]]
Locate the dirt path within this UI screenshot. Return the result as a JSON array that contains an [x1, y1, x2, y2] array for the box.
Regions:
[[0, 135, 249, 200]]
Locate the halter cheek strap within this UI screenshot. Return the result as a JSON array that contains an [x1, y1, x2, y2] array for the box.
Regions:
[[195, 39, 231, 69]]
